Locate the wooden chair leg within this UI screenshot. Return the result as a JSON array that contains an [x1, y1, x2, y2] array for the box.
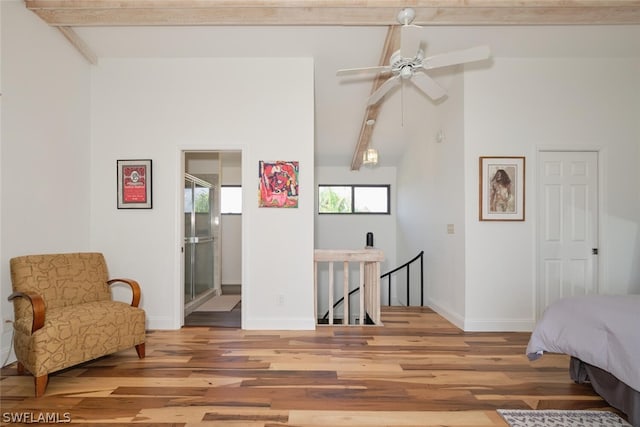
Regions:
[[34, 374, 48, 397], [17, 361, 25, 375], [135, 343, 145, 359]]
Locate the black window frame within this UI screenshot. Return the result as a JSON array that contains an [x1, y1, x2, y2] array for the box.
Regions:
[[317, 184, 391, 215]]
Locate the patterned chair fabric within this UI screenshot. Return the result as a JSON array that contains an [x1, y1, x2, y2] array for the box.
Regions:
[[8, 252, 146, 396]]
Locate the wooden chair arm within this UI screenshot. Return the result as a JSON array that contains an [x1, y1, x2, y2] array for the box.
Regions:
[[7, 291, 46, 333], [107, 279, 141, 307]]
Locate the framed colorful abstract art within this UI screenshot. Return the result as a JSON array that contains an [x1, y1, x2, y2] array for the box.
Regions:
[[258, 160, 299, 208]]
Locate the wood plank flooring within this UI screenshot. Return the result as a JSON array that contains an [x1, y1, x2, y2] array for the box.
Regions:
[[184, 301, 241, 328], [0, 307, 623, 426]]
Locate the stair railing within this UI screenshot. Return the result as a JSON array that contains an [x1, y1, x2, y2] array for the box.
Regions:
[[380, 250, 424, 306], [314, 249, 384, 326], [321, 288, 374, 324]]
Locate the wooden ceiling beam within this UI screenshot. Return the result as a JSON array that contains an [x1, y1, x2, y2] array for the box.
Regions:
[[23, 0, 640, 165], [350, 25, 400, 171], [25, 1, 640, 26], [57, 26, 97, 64]]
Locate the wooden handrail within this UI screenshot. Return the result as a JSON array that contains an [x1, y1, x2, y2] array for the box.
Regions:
[[314, 249, 384, 326]]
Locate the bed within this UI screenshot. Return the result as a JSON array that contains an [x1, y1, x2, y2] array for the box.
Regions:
[[526, 294, 640, 426]]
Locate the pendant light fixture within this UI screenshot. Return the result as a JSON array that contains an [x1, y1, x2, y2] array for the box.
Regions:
[[362, 148, 379, 167]]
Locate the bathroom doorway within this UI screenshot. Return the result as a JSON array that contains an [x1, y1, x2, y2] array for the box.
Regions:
[[183, 172, 219, 313], [183, 151, 242, 327]]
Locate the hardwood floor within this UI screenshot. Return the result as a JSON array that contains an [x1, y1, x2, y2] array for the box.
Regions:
[[0, 307, 622, 426], [184, 301, 241, 328]]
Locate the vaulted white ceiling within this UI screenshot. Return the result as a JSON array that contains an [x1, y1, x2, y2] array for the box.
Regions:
[[24, 1, 640, 168]]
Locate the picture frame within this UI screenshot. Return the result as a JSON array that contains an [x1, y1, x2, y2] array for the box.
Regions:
[[479, 156, 525, 221], [258, 160, 299, 208], [117, 159, 152, 209]]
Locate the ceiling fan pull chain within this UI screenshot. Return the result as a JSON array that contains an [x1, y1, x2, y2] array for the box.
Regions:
[[401, 82, 405, 127]]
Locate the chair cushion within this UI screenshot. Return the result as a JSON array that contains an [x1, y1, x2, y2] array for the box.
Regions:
[[13, 300, 145, 377], [10, 253, 112, 318]]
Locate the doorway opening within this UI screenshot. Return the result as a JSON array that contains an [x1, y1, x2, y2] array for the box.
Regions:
[[183, 151, 242, 327]]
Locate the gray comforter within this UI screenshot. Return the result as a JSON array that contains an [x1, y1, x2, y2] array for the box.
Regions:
[[526, 294, 640, 392]]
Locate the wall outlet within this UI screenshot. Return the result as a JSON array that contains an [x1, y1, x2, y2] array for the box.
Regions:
[[447, 224, 455, 234], [277, 294, 285, 306]]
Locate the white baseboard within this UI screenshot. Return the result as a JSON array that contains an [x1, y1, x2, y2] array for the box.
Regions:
[[463, 318, 535, 332], [427, 299, 464, 330], [146, 315, 180, 330], [426, 298, 534, 332], [243, 316, 316, 330]]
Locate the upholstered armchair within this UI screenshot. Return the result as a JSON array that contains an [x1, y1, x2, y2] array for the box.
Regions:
[[8, 252, 146, 397]]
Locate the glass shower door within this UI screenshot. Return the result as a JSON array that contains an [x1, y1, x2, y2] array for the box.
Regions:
[[184, 174, 215, 306]]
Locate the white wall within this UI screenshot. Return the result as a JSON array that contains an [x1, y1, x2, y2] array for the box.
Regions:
[[0, 1, 92, 364], [396, 69, 467, 325], [315, 166, 397, 315], [463, 57, 640, 331], [1, 2, 638, 355], [90, 57, 315, 330], [220, 159, 242, 286], [397, 57, 640, 332], [315, 166, 397, 270]]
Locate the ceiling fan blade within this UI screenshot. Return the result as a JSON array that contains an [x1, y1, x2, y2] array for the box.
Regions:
[[410, 72, 447, 100], [400, 24, 422, 58], [367, 75, 401, 106], [336, 65, 391, 76], [422, 45, 491, 71]]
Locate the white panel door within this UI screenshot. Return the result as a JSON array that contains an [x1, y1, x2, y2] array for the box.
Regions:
[[537, 151, 598, 318]]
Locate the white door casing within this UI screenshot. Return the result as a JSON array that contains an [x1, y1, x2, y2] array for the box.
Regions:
[[537, 151, 599, 318]]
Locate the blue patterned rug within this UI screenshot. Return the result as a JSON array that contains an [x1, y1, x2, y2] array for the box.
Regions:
[[498, 410, 631, 427]]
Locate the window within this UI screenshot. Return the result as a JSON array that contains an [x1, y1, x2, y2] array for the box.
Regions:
[[221, 186, 242, 214], [318, 185, 390, 214], [184, 187, 210, 213]]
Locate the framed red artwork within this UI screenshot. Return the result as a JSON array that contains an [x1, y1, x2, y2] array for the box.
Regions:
[[117, 159, 152, 209]]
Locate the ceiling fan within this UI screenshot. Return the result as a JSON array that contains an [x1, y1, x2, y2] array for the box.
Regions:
[[337, 8, 491, 106]]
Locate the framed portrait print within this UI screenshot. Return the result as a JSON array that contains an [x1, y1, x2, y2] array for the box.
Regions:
[[117, 159, 152, 209], [479, 156, 525, 221]]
